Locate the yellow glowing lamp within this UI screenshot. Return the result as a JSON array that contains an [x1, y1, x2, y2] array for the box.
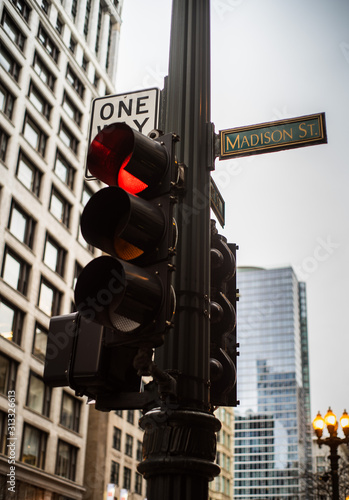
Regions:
[[340, 409, 349, 437], [312, 411, 325, 438], [324, 407, 337, 435], [324, 407, 336, 426]]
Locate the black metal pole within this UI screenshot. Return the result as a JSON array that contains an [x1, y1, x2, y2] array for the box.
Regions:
[[161, 0, 212, 408], [329, 443, 340, 500], [138, 1, 221, 499]]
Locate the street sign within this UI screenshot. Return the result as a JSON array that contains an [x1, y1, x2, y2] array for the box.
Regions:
[[211, 177, 225, 227], [88, 87, 160, 144], [219, 112, 327, 160]]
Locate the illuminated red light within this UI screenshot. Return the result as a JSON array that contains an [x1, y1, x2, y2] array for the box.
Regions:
[[88, 124, 148, 193], [118, 153, 148, 195], [87, 123, 168, 197]]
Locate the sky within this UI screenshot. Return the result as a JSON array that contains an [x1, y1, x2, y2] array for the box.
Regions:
[[115, 0, 349, 427]]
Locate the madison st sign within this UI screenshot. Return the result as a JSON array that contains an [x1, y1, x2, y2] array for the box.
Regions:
[[219, 112, 327, 159]]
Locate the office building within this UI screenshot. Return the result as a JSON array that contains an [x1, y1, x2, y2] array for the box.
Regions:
[[233, 267, 312, 499], [209, 407, 234, 500], [84, 408, 145, 500], [0, 0, 125, 498]]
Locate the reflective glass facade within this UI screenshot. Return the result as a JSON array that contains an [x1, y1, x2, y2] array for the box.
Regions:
[[234, 267, 312, 499]]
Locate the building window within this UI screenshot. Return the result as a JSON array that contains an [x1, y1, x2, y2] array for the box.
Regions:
[[71, 0, 77, 21], [26, 372, 51, 417], [66, 64, 84, 99], [69, 36, 76, 54], [84, 0, 91, 37], [56, 15, 63, 35], [0, 298, 24, 345], [54, 151, 75, 189], [37, 278, 61, 316], [93, 74, 100, 89], [82, 56, 88, 71], [62, 92, 81, 126], [0, 45, 21, 80], [28, 82, 51, 120], [43, 233, 66, 276], [135, 472, 142, 495], [136, 440, 142, 461], [33, 52, 55, 90], [49, 187, 71, 227], [60, 392, 81, 432], [0, 127, 9, 162], [114, 410, 122, 418], [110, 460, 119, 485], [16, 151, 42, 196], [1, 9, 26, 51], [123, 467, 131, 491], [32, 323, 48, 361], [0, 83, 15, 119], [38, 24, 59, 62], [81, 183, 93, 207], [112, 427, 121, 450], [59, 121, 78, 154], [73, 261, 82, 289], [41, 0, 50, 14], [8, 199, 36, 248], [21, 424, 47, 468], [11, 0, 31, 22], [23, 115, 47, 156], [77, 221, 90, 250], [0, 411, 9, 455], [106, 22, 112, 71], [125, 434, 133, 457], [0, 353, 17, 395], [1, 246, 30, 295], [95, 6, 102, 54], [127, 410, 134, 424], [56, 440, 78, 480]]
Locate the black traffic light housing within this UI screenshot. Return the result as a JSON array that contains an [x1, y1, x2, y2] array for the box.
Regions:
[[43, 313, 152, 410], [210, 220, 239, 407], [75, 124, 178, 348], [44, 123, 180, 410]]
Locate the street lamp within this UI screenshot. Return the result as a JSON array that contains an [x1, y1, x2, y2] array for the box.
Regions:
[[312, 408, 349, 500]]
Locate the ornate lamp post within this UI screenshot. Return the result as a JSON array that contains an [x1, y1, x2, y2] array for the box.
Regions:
[[313, 408, 349, 500]]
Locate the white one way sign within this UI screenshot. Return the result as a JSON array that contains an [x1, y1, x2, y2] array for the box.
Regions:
[[88, 87, 160, 144]]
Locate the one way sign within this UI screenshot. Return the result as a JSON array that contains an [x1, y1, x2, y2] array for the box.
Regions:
[[88, 87, 160, 144]]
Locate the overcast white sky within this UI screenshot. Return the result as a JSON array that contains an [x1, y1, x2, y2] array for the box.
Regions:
[[115, 0, 349, 426]]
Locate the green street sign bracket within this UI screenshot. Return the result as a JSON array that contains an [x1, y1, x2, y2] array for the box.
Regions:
[[218, 112, 327, 160], [210, 177, 225, 228]]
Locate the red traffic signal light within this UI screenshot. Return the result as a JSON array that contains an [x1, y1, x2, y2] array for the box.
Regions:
[[87, 123, 169, 197]]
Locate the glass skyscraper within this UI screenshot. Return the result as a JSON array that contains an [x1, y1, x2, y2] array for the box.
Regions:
[[234, 267, 312, 499]]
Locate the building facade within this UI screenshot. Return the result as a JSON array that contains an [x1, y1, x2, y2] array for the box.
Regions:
[[233, 267, 312, 499], [209, 407, 234, 500], [83, 408, 145, 500], [0, 0, 123, 498]]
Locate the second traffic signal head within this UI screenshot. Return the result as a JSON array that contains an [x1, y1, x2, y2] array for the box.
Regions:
[[210, 220, 239, 407]]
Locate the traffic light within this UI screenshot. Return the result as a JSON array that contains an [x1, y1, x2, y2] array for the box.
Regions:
[[75, 123, 177, 347], [44, 123, 179, 409], [209, 220, 239, 407]]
